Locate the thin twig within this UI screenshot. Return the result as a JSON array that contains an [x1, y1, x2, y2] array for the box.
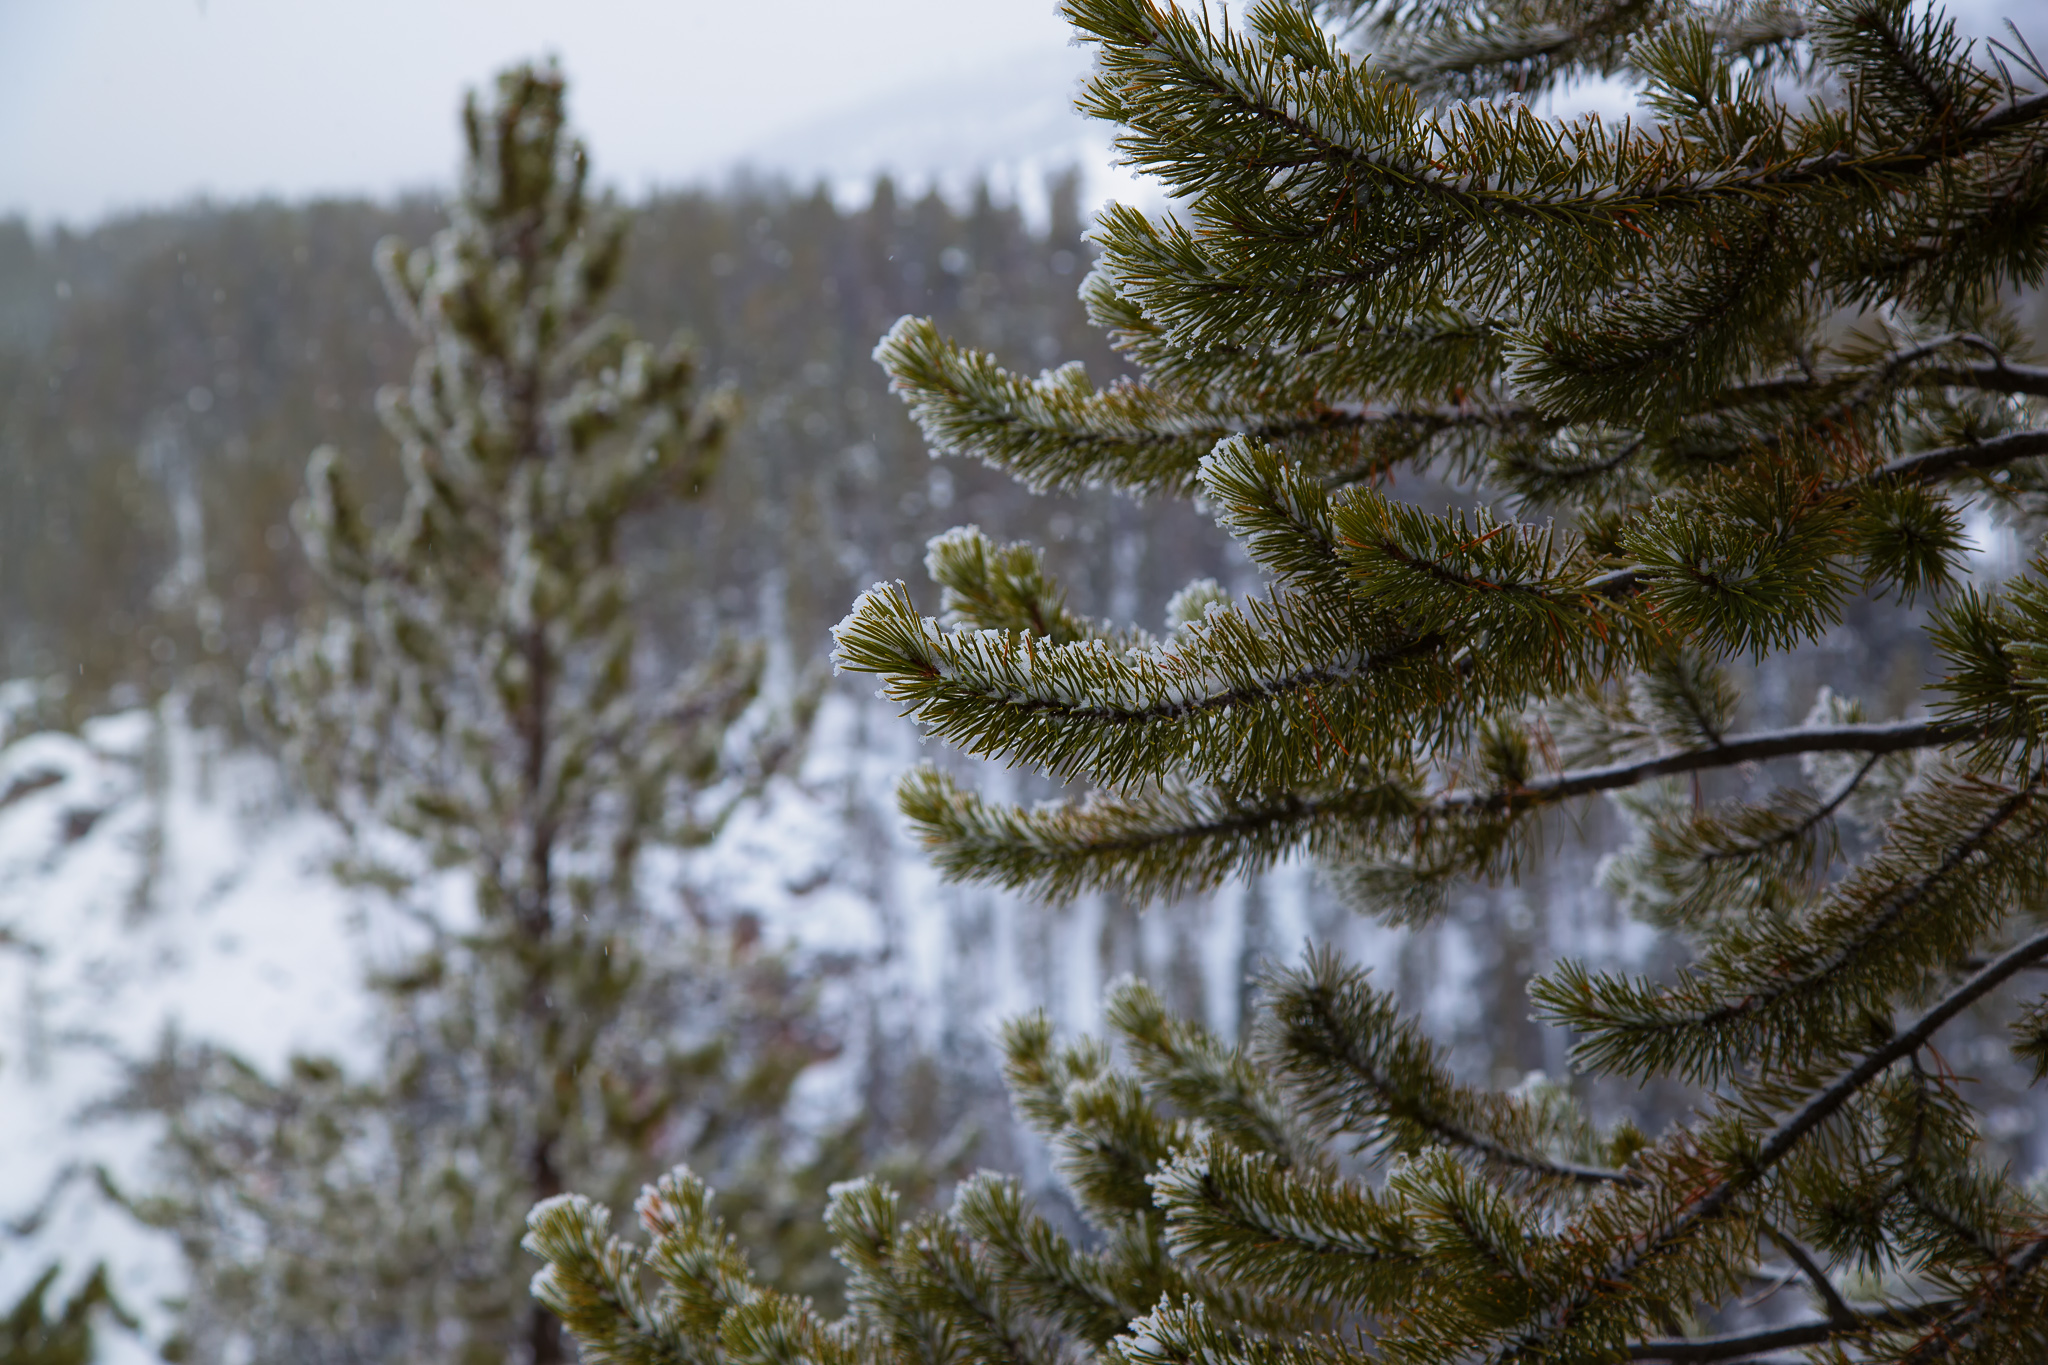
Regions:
[[1763, 1224, 1856, 1327]]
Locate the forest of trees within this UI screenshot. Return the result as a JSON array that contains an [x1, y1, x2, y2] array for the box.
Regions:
[[0, 138, 1231, 728], [8, 0, 2048, 1361]]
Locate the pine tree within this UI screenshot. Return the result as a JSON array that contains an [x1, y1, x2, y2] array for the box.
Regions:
[[0, 1266, 129, 1365], [529, 1, 2048, 1362], [126, 64, 822, 1365]]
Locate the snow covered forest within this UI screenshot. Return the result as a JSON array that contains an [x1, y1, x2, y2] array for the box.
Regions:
[[6, 4, 2048, 1361]]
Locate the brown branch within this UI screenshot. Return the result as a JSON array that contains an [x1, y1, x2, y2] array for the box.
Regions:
[[1575, 929, 2048, 1365], [949, 721, 1969, 894], [1633, 1231, 2048, 1363], [1432, 718, 1966, 812], [1629, 1300, 1951, 1362], [1763, 1225, 1856, 1328], [1652, 928, 2048, 1286], [1916, 360, 2048, 399], [1756, 91, 2048, 194], [1307, 1016, 1644, 1187], [994, 720, 1966, 867], [1867, 428, 2048, 484]]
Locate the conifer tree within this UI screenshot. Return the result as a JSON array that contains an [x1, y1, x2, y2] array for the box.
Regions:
[[0, 1266, 128, 1365], [129, 64, 821, 1365], [529, 1, 2048, 1362]]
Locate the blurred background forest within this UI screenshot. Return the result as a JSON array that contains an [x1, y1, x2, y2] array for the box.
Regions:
[[3, 12, 2047, 1365], [0, 156, 1339, 1364]]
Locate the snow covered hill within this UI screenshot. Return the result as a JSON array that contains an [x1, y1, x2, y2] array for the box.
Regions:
[[0, 704, 370, 1360]]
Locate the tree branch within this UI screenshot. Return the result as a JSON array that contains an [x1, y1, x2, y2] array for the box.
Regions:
[[1555, 926, 2048, 1362], [916, 720, 1970, 905], [1917, 360, 2048, 399], [1432, 718, 1966, 812], [1762, 1225, 1856, 1328], [1742, 926, 2048, 1176], [1756, 90, 2048, 194], [1867, 428, 2048, 484], [1582, 429, 2048, 601], [1629, 1299, 1951, 1361], [1675, 925, 2048, 1248], [1304, 1014, 1645, 1188]]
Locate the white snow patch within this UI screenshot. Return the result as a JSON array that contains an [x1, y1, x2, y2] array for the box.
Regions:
[[0, 703, 373, 1360]]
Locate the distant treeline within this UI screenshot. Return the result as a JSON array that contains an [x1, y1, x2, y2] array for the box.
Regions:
[[0, 175, 1237, 720]]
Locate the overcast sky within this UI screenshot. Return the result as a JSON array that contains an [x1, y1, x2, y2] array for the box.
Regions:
[[2, 0, 2043, 228], [0, 0, 1077, 226]]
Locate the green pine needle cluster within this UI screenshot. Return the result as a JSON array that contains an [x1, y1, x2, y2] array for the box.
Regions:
[[535, 0, 2048, 1360]]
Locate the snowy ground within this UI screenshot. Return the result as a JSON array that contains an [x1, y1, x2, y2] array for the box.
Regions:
[[0, 706, 372, 1358]]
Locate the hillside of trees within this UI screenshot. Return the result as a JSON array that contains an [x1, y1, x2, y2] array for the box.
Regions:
[[0, 173, 1240, 730]]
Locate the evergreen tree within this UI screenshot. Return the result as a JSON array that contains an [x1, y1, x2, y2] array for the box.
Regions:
[[529, 0, 2048, 1362], [0, 1266, 130, 1365], [125, 64, 821, 1365]]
